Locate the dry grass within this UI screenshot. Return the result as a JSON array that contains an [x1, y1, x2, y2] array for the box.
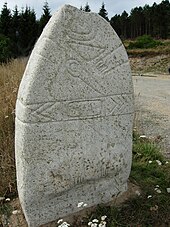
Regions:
[[0, 58, 27, 197]]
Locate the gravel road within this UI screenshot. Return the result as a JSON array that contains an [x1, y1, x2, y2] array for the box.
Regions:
[[133, 75, 170, 158]]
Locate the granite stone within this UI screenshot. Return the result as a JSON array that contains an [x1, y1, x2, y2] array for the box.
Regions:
[[15, 5, 134, 226]]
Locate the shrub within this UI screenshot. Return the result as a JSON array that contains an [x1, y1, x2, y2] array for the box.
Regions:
[[128, 35, 163, 49]]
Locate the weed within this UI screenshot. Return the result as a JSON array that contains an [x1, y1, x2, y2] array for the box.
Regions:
[[0, 58, 27, 197]]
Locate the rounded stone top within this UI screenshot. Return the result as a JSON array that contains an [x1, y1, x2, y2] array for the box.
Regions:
[[17, 4, 133, 106]]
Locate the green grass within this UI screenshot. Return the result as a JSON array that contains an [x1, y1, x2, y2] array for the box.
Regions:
[[126, 39, 170, 57], [128, 35, 163, 50], [83, 133, 170, 227], [0, 202, 12, 222]]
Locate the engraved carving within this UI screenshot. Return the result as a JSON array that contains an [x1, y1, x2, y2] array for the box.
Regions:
[[16, 94, 133, 123], [67, 100, 101, 117], [67, 19, 96, 41], [66, 59, 106, 95]]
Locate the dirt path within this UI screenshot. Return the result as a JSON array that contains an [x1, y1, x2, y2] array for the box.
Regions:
[[133, 75, 170, 158]]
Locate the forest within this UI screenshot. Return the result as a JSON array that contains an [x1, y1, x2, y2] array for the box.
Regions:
[[0, 0, 169, 62]]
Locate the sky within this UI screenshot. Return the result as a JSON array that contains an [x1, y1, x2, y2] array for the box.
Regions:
[[0, 0, 163, 19]]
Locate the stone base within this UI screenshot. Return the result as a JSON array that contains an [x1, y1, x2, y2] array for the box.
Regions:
[[22, 180, 127, 226]]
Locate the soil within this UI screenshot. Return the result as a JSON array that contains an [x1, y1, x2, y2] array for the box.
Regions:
[[129, 54, 170, 74]]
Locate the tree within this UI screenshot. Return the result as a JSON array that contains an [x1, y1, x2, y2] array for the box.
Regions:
[[0, 34, 11, 62], [83, 3, 91, 12], [129, 7, 144, 38], [98, 2, 109, 21], [10, 5, 20, 57], [18, 6, 38, 55], [0, 2, 12, 36], [38, 1, 51, 35], [120, 11, 129, 39], [110, 14, 122, 37], [143, 4, 152, 35], [157, 0, 170, 38]]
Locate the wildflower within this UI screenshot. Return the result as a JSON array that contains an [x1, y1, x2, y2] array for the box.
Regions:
[[99, 223, 106, 227], [147, 195, 152, 198], [77, 202, 84, 207], [57, 219, 63, 224], [155, 188, 161, 193], [148, 160, 152, 164], [58, 222, 70, 227], [92, 219, 99, 223], [165, 161, 169, 164], [83, 203, 87, 207], [5, 198, 10, 201], [5, 115, 9, 118], [156, 160, 162, 165], [91, 224, 98, 227], [166, 188, 170, 193], [88, 222, 93, 226], [101, 215, 107, 221]]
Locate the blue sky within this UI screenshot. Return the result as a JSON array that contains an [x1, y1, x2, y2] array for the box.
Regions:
[[0, 0, 163, 19]]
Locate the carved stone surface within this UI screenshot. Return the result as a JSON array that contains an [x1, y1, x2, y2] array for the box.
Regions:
[[15, 5, 134, 227]]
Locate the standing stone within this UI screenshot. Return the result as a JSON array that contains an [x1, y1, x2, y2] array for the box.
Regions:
[[15, 5, 134, 226]]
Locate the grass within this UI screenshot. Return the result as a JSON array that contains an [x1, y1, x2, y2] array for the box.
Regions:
[[124, 39, 170, 57], [0, 58, 27, 198], [124, 39, 170, 74], [0, 53, 170, 226]]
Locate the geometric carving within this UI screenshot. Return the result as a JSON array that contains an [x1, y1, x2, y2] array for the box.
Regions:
[[16, 94, 133, 123]]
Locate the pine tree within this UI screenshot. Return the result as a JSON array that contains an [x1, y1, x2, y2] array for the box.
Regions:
[[0, 34, 11, 62], [11, 6, 20, 36], [143, 4, 152, 35], [120, 11, 129, 39], [83, 3, 91, 12], [157, 0, 170, 38], [98, 2, 109, 21], [38, 1, 51, 35], [110, 14, 121, 36], [10, 5, 20, 57], [18, 6, 38, 55], [0, 2, 12, 36]]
